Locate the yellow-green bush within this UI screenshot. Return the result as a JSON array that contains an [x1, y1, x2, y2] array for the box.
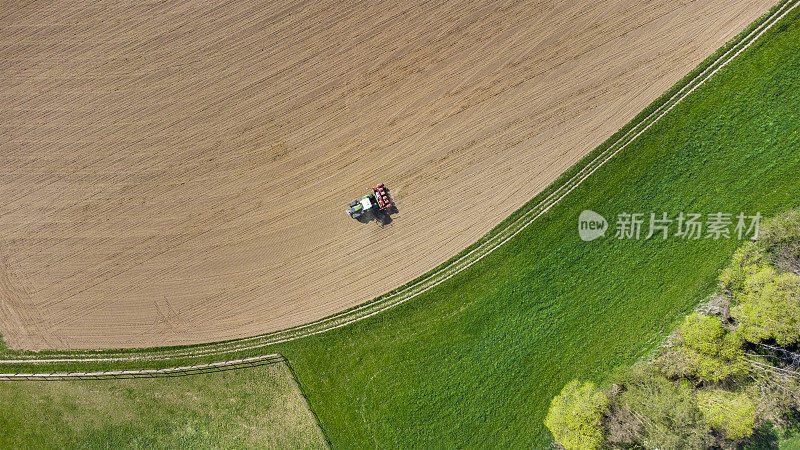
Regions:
[[544, 380, 609, 450], [696, 389, 757, 440]]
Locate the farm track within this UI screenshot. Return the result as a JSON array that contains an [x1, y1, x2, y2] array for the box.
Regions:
[[0, 353, 284, 380], [1, 0, 795, 374], [0, 0, 775, 350]]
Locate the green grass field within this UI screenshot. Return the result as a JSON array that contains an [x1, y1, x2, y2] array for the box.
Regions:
[[0, 362, 326, 449], [782, 432, 800, 449], [273, 6, 800, 447]]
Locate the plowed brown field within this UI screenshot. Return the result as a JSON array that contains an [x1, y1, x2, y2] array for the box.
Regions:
[[0, 0, 774, 349]]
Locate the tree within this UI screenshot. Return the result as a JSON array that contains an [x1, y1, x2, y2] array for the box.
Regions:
[[544, 380, 609, 450], [719, 242, 763, 294], [731, 266, 800, 346], [757, 208, 800, 274], [657, 313, 745, 382], [696, 389, 757, 440], [612, 365, 715, 450]]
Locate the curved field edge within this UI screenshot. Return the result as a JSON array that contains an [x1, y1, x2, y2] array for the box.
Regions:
[[0, 0, 795, 366], [280, 8, 800, 447]]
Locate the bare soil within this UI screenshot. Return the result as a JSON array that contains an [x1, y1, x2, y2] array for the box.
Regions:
[[0, 0, 773, 349]]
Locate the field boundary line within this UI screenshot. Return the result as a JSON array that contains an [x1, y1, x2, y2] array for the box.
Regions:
[[1, 0, 796, 367], [0, 353, 284, 380]]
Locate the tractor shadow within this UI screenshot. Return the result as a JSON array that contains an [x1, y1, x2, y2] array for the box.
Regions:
[[374, 208, 394, 227], [376, 187, 398, 227]]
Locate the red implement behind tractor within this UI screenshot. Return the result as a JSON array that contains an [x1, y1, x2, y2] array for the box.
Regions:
[[372, 183, 392, 210]]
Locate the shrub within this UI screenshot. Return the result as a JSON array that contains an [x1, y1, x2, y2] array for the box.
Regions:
[[662, 314, 745, 382], [544, 380, 609, 450], [719, 242, 763, 295], [732, 266, 800, 346], [758, 209, 800, 263], [696, 389, 757, 440], [613, 365, 714, 450]]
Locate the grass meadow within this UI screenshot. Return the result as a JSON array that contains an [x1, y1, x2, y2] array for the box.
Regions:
[[0, 362, 325, 449]]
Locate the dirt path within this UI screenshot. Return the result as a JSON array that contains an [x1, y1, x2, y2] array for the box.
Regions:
[[0, 0, 774, 349]]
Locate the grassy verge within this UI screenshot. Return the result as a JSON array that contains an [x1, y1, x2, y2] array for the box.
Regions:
[[0, 361, 326, 449], [781, 431, 800, 449], [274, 5, 800, 447]]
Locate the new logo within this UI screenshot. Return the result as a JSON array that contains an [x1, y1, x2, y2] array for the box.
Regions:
[[578, 210, 608, 241]]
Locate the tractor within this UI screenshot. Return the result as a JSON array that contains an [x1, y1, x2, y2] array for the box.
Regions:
[[346, 183, 394, 223]]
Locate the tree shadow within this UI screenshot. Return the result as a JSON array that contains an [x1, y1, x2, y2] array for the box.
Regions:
[[740, 422, 779, 450]]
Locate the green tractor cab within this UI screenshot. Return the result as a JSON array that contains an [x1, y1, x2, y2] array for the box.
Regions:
[[346, 194, 376, 219], [347, 183, 394, 221]]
